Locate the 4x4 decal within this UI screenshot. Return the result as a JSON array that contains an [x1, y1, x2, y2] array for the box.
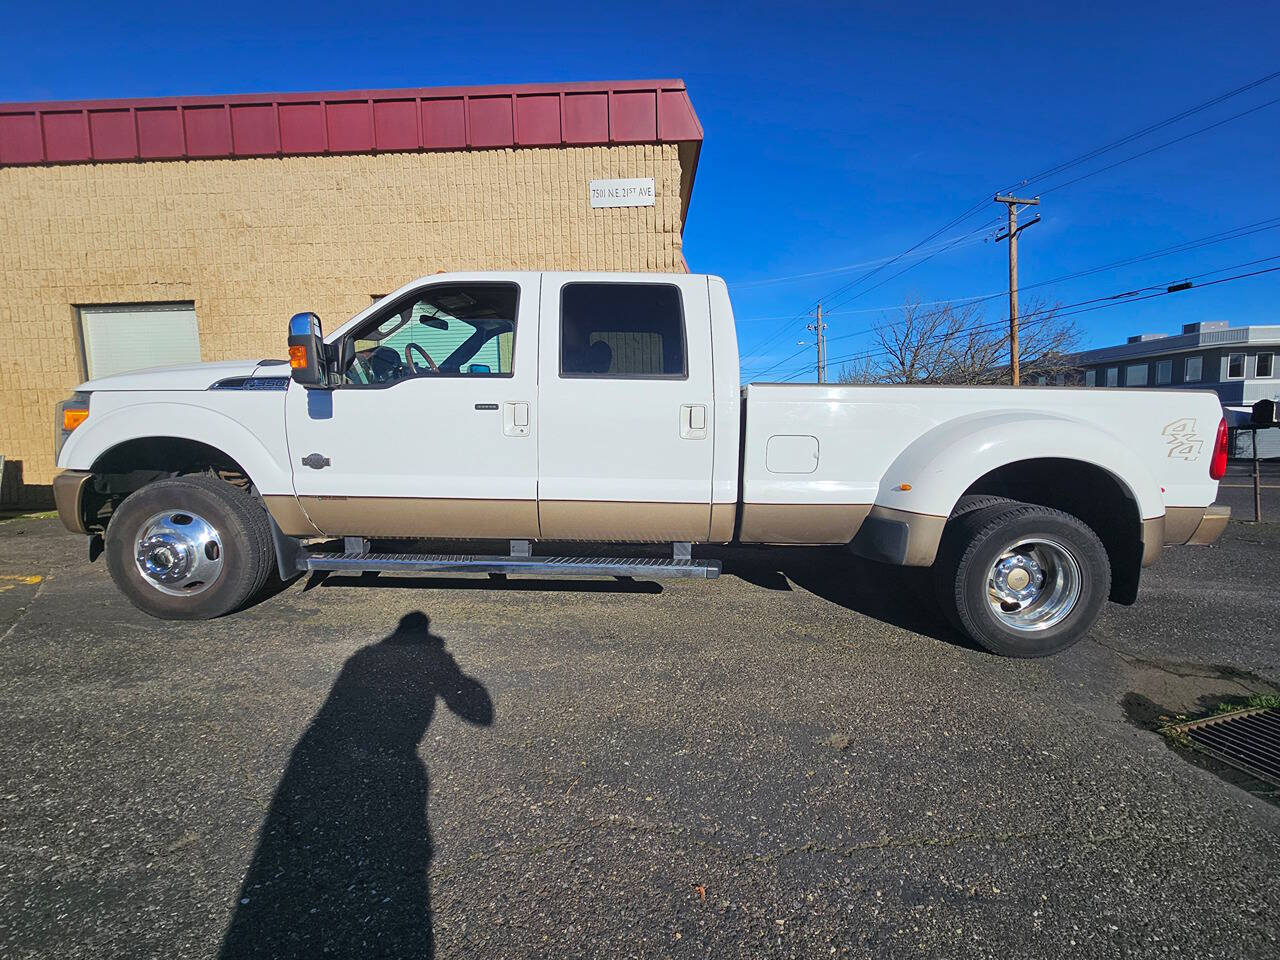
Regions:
[[1162, 418, 1204, 460]]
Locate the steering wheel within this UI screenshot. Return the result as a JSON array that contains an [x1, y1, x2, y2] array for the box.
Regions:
[[405, 343, 438, 374]]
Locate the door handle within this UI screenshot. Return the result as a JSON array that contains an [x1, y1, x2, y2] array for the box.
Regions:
[[504, 401, 530, 437], [680, 404, 708, 440]]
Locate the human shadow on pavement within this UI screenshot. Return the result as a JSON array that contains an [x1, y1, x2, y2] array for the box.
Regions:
[[719, 545, 970, 647], [219, 611, 493, 960]]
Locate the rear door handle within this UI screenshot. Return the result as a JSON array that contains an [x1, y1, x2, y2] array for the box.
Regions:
[[680, 404, 708, 440]]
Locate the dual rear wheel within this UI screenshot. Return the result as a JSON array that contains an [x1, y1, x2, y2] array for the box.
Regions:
[[933, 498, 1111, 657]]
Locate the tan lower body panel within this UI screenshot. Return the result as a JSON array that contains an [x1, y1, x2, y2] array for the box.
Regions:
[[864, 505, 948, 566], [737, 502, 871, 545], [292, 496, 539, 539], [709, 502, 737, 542], [263, 495, 323, 537], [538, 500, 710, 542], [52, 470, 93, 535], [1163, 507, 1202, 545], [1188, 505, 1230, 545], [1162, 505, 1230, 547], [1141, 516, 1164, 567], [1163, 506, 1206, 545]]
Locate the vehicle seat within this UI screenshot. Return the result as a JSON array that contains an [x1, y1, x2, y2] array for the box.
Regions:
[[586, 340, 613, 374], [367, 345, 402, 381]]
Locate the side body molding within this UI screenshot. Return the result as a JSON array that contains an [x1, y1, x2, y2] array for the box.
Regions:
[[855, 411, 1165, 567]]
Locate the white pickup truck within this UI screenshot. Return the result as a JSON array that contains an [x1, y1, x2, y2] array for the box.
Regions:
[[52, 271, 1230, 656]]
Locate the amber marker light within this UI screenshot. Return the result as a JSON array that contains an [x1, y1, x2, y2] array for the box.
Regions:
[[63, 408, 89, 432], [288, 344, 308, 368], [897, 482, 912, 491]]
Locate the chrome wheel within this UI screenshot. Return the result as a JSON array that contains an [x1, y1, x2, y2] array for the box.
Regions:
[[986, 537, 1081, 632], [134, 510, 225, 596]]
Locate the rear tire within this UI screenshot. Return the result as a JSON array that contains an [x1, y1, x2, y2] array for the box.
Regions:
[[948, 494, 1016, 520], [104, 475, 276, 620], [934, 501, 1110, 657]]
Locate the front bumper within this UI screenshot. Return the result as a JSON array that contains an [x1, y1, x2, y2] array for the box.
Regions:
[[52, 470, 93, 534]]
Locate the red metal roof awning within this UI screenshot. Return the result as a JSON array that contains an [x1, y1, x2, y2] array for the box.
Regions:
[[0, 79, 702, 166]]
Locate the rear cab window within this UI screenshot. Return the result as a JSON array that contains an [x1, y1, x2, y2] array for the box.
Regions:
[[559, 282, 686, 379]]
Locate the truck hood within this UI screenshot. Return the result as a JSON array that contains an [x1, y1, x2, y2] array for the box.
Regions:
[[77, 359, 288, 392]]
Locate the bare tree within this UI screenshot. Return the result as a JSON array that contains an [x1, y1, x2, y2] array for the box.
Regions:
[[837, 298, 1081, 386]]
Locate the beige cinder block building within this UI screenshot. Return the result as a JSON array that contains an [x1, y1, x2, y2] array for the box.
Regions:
[[0, 79, 703, 502]]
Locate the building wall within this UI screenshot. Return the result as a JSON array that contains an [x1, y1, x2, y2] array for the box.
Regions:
[[0, 143, 686, 493], [1083, 346, 1280, 404]]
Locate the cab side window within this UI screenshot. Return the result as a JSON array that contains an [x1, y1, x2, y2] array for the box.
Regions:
[[343, 283, 518, 386], [559, 283, 686, 379]]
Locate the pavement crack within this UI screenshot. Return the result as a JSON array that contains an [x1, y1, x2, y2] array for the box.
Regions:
[[1090, 636, 1274, 694]]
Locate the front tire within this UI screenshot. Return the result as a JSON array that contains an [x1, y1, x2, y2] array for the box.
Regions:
[[934, 502, 1110, 657], [104, 475, 275, 620]]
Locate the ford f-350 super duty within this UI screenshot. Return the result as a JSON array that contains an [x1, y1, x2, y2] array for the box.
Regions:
[[51, 272, 1230, 656]]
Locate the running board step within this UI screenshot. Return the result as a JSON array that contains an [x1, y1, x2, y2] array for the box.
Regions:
[[301, 552, 721, 579]]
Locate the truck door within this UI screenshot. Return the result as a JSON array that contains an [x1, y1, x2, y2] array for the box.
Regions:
[[283, 276, 539, 538], [536, 275, 715, 541]]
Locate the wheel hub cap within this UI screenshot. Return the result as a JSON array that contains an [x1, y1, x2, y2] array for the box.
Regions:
[[134, 511, 224, 596], [986, 538, 1081, 633]]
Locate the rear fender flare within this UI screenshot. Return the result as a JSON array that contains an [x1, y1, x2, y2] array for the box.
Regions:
[[860, 411, 1163, 566]]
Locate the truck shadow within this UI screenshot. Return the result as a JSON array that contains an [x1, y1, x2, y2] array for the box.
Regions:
[[718, 546, 974, 649], [218, 611, 493, 960]]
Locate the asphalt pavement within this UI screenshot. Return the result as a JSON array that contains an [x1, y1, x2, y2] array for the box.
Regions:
[[1216, 458, 1280, 522], [0, 511, 1277, 959]]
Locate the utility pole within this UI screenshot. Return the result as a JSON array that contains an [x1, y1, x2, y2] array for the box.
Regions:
[[994, 195, 1040, 385], [806, 302, 828, 383]]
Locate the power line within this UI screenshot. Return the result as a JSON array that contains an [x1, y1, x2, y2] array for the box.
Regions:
[[999, 69, 1280, 194], [819, 218, 1002, 315], [1011, 254, 1280, 325], [766, 214, 1280, 363], [1037, 94, 1280, 197], [730, 231, 993, 289], [740, 216, 1001, 374], [816, 82, 1280, 318], [739, 68, 1280, 369], [743, 342, 817, 381], [784, 70, 1280, 321], [762, 256, 1280, 383], [739, 217, 1000, 366], [787, 313, 1056, 382]]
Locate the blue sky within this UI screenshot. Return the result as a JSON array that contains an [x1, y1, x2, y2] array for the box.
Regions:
[[4, 0, 1278, 381]]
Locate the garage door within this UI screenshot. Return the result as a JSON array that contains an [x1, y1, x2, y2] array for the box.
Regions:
[[79, 302, 201, 380]]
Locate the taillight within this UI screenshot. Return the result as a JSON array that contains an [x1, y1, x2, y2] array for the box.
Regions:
[[1209, 417, 1228, 480]]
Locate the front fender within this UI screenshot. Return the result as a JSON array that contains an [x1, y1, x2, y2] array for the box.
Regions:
[[58, 401, 294, 496]]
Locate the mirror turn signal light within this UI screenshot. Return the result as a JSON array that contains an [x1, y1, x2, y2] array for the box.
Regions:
[[288, 344, 308, 369]]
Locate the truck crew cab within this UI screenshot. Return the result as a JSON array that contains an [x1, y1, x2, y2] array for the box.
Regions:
[[52, 272, 1230, 657]]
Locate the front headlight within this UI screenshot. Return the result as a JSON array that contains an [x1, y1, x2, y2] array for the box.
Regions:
[[54, 391, 91, 461]]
